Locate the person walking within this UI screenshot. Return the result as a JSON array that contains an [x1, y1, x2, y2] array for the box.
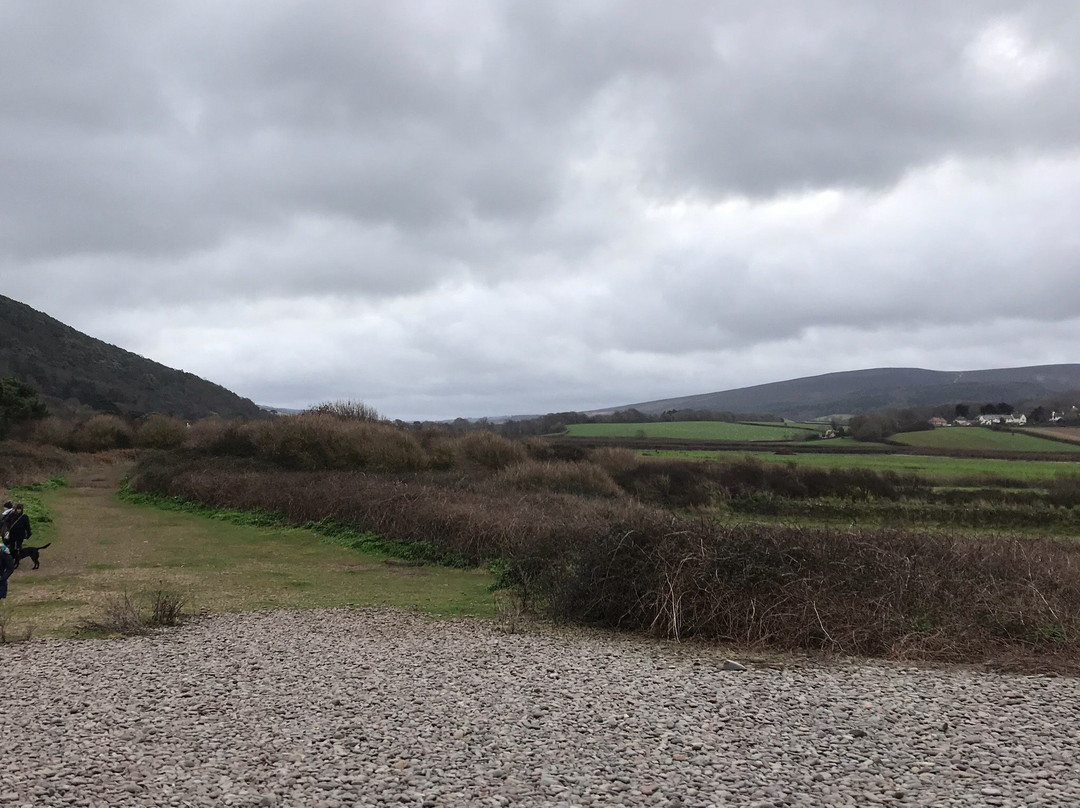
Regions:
[[6, 504, 31, 561], [0, 539, 13, 600], [0, 501, 12, 540]]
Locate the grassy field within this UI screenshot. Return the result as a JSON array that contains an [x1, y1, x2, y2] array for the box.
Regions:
[[565, 421, 819, 441], [0, 464, 495, 637], [642, 448, 1080, 481], [890, 427, 1080, 453]]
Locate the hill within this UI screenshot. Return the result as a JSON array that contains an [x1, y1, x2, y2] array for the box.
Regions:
[[602, 365, 1080, 421], [0, 294, 262, 420]]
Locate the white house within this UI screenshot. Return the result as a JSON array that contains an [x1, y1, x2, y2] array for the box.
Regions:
[[977, 413, 1027, 426]]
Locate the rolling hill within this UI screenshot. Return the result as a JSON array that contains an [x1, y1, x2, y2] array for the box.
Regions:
[[0, 294, 262, 420], [601, 365, 1080, 421]]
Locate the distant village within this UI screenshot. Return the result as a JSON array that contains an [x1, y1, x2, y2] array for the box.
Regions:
[[932, 408, 1071, 428]]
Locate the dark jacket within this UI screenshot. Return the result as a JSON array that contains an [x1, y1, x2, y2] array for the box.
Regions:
[[0, 548, 14, 599], [7, 513, 30, 543]]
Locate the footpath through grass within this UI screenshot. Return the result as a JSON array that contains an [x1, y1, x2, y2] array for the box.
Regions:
[[0, 464, 494, 637]]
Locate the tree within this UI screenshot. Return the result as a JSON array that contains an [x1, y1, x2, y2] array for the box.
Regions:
[[848, 413, 898, 442], [1029, 406, 1048, 424], [954, 403, 969, 419], [0, 377, 48, 439]]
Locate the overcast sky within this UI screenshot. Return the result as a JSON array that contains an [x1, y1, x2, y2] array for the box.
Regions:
[[3, 2, 1079, 419]]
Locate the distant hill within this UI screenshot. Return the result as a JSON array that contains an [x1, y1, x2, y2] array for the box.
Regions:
[[600, 365, 1080, 421], [0, 294, 262, 420]]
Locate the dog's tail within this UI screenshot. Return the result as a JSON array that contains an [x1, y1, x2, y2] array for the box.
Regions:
[[37, 543, 51, 549]]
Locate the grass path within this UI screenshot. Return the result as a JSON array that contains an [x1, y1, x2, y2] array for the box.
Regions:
[[1, 462, 494, 636]]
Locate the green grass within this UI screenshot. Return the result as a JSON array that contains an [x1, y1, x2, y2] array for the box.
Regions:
[[0, 468, 495, 637], [891, 427, 1080, 453], [642, 449, 1080, 481], [565, 421, 818, 442]]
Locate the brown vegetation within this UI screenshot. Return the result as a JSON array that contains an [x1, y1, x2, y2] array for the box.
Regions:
[[0, 440, 73, 487], [129, 449, 1080, 663], [135, 415, 187, 450]]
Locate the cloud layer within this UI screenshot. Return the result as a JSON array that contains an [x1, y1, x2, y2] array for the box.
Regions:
[[3, 1, 1079, 419]]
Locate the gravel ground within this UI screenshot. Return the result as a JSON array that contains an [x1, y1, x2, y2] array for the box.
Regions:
[[1, 609, 1078, 808]]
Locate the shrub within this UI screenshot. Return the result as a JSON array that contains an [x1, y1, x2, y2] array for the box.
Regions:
[[589, 447, 641, 476], [149, 590, 185, 627], [185, 417, 256, 456], [70, 415, 134, 452], [129, 455, 1080, 663], [613, 459, 719, 508], [305, 400, 382, 421], [135, 415, 187, 450], [244, 414, 427, 471], [548, 516, 1080, 658], [523, 438, 591, 463], [0, 377, 48, 439], [31, 417, 74, 449], [493, 460, 623, 498], [1047, 476, 1080, 508], [452, 431, 528, 471], [0, 440, 73, 487], [77, 590, 186, 636]]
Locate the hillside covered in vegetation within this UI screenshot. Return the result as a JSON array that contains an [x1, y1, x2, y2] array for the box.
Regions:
[[610, 365, 1080, 421], [0, 295, 262, 420]]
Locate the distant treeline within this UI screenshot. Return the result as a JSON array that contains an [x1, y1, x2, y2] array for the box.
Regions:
[[397, 408, 788, 438]]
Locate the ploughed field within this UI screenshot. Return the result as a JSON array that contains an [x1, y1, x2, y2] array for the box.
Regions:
[[3, 608, 1079, 808]]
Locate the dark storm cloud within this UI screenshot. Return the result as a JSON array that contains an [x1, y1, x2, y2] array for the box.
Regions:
[[3, 1, 1080, 418]]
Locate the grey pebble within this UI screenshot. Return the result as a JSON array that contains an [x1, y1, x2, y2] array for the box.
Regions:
[[2, 608, 1079, 807]]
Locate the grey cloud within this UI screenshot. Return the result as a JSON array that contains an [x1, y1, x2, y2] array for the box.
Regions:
[[643, 3, 1080, 196], [4, 1, 1080, 419]]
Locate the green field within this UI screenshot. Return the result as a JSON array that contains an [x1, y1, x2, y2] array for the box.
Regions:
[[565, 421, 819, 442], [890, 427, 1080, 453], [643, 448, 1080, 481]]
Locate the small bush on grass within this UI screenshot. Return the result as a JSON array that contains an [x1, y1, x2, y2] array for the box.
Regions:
[[150, 590, 185, 626], [78, 590, 186, 637]]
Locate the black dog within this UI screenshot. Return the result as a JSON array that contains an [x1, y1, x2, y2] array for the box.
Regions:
[[13, 543, 50, 570]]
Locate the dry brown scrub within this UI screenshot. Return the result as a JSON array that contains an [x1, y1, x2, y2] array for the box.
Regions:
[[130, 453, 1080, 663], [0, 440, 73, 487]]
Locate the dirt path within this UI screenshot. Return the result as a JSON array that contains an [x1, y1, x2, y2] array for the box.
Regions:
[[1, 461, 494, 635]]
